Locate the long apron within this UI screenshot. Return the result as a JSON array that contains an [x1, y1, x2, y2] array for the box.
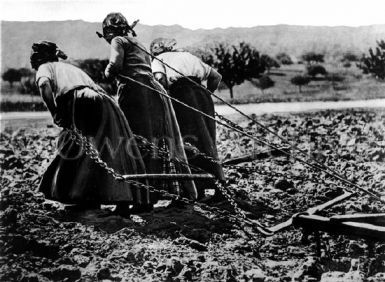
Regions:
[[39, 87, 150, 204], [117, 74, 197, 200], [169, 77, 225, 196]]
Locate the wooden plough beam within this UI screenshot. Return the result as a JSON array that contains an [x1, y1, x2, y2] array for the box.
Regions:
[[222, 147, 290, 166], [293, 214, 385, 242], [122, 173, 215, 180]]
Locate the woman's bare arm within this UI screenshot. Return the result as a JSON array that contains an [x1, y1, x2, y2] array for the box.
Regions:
[[206, 68, 222, 93], [38, 78, 67, 127], [38, 77, 56, 116], [105, 38, 124, 79], [154, 72, 168, 90]]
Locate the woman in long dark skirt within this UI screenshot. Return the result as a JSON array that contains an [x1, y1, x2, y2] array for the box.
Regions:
[[150, 38, 225, 200], [31, 41, 149, 211], [99, 13, 197, 208]]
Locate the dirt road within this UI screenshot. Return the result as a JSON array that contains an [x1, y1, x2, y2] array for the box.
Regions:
[[1, 99, 385, 130]]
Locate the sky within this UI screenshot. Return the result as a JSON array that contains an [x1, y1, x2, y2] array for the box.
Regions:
[[1, 0, 385, 29]]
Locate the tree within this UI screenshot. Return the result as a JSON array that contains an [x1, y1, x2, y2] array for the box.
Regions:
[[251, 75, 275, 94], [2, 68, 22, 88], [301, 52, 324, 65], [307, 64, 327, 78], [290, 75, 311, 93], [358, 40, 385, 79], [276, 52, 293, 65], [200, 42, 266, 99], [261, 54, 280, 73]]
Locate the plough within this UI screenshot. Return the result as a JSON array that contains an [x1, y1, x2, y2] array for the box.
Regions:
[[267, 190, 355, 234], [264, 189, 385, 256]]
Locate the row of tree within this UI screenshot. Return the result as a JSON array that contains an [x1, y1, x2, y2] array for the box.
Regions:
[[195, 43, 352, 97], [2, 41, 384, 98]]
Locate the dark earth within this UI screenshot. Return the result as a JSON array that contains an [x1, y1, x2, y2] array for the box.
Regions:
[[1, 108, 385, 281]]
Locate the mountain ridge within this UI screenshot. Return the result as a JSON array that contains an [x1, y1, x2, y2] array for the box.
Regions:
[[2, 20, 385, 71]]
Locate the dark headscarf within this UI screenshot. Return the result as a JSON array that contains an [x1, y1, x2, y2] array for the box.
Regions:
[[30, 41, 67, 70], [150, 38, 177, 56], [97, 13, 138, 43]]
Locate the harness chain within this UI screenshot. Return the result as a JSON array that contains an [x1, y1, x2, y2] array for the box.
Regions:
[[125, 39, 385, 203]]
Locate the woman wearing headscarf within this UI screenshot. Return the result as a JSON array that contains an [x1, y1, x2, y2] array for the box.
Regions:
[[31, 40, 149, 213], [98, 13, 197, 205], [150, 38, 225, 200]]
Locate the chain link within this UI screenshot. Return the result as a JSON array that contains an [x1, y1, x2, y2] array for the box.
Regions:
[[183, 141, 222, 165], [67, 128, 190, 203], [134, 134, 209, 173], [64, 127, 271, 236], [215, 113, 244, 132]]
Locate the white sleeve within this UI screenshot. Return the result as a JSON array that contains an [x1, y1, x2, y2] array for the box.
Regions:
[[151, 56, 166, 74], [36, 64, 53, 87]]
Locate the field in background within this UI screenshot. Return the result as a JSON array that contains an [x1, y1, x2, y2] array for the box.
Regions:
[[2, 63, 385, 112], [215, 63, 385, 104], [1, 84, 46, 112]]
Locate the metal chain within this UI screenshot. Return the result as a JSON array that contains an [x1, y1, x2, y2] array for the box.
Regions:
[[183, 141, 222, 165], [134, 134, 210, 173], [134, 132, 273, 235], [66, 128, 191, 203], [215, 113, 244, 132], [65, 127, 272, 236]]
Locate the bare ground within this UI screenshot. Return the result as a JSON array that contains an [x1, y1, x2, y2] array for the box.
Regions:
[[1, 108, 385, 281]]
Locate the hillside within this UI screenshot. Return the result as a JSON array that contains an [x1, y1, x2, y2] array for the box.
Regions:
[[2, 20, 385, 70]]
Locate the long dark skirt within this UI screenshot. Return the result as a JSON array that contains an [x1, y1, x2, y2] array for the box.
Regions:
[[169, 77, 225, 194], [117, 74, 197, 200], [39, 87, 150, 204]]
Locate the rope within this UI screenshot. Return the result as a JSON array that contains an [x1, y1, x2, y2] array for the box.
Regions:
[[119, 73, 385, 203]]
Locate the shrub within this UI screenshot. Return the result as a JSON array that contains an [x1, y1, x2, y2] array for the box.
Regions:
[[251, 75, 275, 94], [276, 52, 293, 65], [307, 64, 327, 78], [301, 52, 324, 64]]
